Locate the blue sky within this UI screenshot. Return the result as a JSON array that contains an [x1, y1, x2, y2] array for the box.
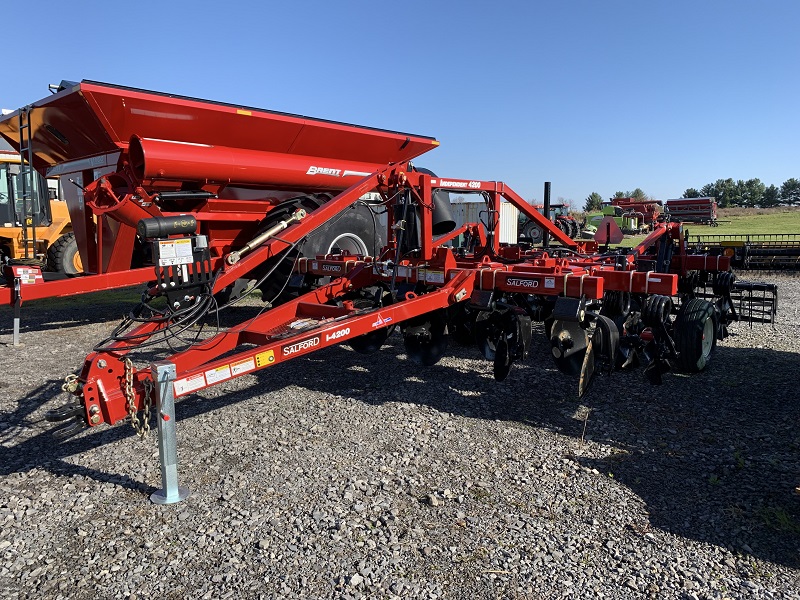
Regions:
[[4, 0, 798, 207]]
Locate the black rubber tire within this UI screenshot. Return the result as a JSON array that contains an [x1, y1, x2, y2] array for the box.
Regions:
[[568, 220, 579, 239], [523, 221, 544, 244], [46, 232, 82, 275], [304, 202, 384, 258], [251, 194, 384, 303], [674, 298, 717, 373]]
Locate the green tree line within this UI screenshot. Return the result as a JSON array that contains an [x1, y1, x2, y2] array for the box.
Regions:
[[682, 177, 800, 208], [583, 177, 800, 212]]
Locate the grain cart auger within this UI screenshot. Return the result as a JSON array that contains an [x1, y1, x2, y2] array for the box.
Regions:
[[8, 82, 774, 501]]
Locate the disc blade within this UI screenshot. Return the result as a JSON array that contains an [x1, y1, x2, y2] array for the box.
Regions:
[[493, 338, 511, 381], [403, 310, 449, 366], [349, 328, 390, 354], [551, 319, 589, 376]]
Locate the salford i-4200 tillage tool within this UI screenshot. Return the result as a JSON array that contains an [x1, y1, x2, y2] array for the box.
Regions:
[[0, 81, 777, 502]]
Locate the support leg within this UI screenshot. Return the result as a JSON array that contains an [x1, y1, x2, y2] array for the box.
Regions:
[[149, 361, 190, 504], [12, 278, 21, 347]]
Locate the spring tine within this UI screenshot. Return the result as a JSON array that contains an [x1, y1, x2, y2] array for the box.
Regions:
[[46, 404, 83, 422]]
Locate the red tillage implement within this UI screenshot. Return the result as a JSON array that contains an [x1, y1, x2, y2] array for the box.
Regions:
[[0, 81, 777, 501]]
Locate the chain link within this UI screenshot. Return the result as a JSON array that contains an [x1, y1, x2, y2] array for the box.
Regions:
[[124, 357, 151, 438], [61, 374, 79, 394], [141, 378, 153, 438]]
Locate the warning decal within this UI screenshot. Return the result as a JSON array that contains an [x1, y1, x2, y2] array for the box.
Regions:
[[205, 365, 232, 385], [173, 373, 206, 397], [230, 357, 256, 376]]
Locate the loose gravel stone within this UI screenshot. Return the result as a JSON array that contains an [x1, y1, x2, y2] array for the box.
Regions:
[[1, 275, 799, 599]]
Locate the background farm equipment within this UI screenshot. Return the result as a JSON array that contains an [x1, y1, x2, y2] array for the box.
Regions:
[[519, 202, 583, 242], [0, 80, 778, 502], [687, 232, 800, 270], [588, 203, 649, 235], [665, 197, 718, 226], [610, 197, 663, 231], [0, 144, 79, 273]]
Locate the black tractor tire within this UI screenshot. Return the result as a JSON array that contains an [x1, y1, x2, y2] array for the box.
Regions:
[[674, 298, 717, 373], [522, 221, 544, 244], [568, 220, 579, 239], [46, 232, 82, 275]]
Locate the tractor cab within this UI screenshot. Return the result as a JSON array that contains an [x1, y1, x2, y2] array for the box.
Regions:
[[0, 156, 53, 229]]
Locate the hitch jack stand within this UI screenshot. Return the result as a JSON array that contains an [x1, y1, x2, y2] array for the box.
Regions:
[[12, 277, 21, 347], [149, 361, 190, 505]]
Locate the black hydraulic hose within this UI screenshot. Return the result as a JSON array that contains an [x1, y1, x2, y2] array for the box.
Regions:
[[389, 190, 412, 298], [94, 292, 217, 352]]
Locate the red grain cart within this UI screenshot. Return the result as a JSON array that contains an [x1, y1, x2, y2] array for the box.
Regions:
[[665, 197, 718, 226]]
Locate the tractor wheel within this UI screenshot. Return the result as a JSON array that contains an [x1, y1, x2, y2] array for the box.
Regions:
[[568, 220, 579, 239], [674, 299, 717, 373], [46, 232, 82, 275], [522, 221, 543, 244]]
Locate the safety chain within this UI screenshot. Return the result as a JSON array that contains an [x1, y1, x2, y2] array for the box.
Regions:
[[124, 358, 153, 438], [141, 378, 153, 438]]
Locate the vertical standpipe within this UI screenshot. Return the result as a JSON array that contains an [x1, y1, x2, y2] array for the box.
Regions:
[[543, 181, 551, 250]]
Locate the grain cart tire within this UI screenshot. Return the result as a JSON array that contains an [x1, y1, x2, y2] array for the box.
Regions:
[[674, 298, 717, 373], [222, 194, 383, 304], [47, 232, 82, 275], [304, 203, 382, 258]]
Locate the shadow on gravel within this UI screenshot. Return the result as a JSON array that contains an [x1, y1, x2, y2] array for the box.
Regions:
[[0, 287, 143, 338], [2, 317, 798, 568], [576, 344, 800, 569], [0, 378, 157, 496]]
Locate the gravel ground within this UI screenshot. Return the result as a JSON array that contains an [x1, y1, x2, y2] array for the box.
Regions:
[[1, 274, 799, 599]]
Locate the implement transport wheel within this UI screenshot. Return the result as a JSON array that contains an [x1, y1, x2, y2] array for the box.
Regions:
[[674, 298, 717, 373], [47, 232, 82, 275], [230, 194, 384, 304]]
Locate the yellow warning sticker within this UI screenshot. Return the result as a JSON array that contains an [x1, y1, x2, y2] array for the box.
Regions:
[[255, 350, 276, 367]]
